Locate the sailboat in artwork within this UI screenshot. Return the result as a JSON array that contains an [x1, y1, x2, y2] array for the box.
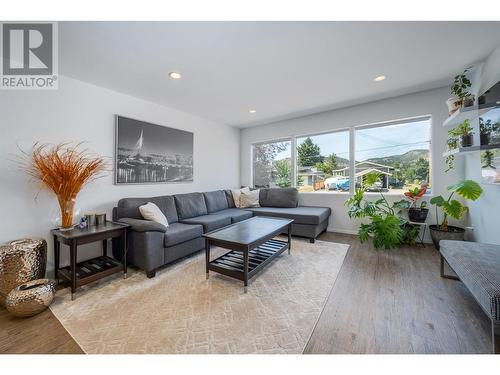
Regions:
[[128, 129, 146, 165]]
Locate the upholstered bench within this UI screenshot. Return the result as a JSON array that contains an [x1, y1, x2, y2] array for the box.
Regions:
[[440, 240, 500, 353]]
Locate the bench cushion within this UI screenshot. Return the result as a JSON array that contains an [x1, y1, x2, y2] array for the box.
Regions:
[[174, 193, 208, 219], [163, 222, 204, 247], [440, 240, 500, 321], [246, 206, 330, 225], [179, 214, 232, 233], [203, 190, 229, 213]]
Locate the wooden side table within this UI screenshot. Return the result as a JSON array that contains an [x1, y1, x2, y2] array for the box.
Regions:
[[51, 221, 130, 300]]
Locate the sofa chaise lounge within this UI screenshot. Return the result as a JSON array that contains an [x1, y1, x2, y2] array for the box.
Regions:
[[112, 188, 330, 278]]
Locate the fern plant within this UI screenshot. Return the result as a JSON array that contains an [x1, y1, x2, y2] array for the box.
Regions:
[[345, 172, 418, 249]]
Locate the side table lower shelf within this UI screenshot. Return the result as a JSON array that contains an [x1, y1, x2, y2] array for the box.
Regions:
[[58, 256, 124, 288]]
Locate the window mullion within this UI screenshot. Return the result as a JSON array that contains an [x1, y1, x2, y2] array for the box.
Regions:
[[349, 127, 355, 195]]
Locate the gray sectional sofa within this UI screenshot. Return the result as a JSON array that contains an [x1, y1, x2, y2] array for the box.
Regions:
[[112, 188, 330, 278]]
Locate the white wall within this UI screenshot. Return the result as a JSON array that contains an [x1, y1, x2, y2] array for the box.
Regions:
[[241, 86, 463, 239], [0, 76, 240, 271]]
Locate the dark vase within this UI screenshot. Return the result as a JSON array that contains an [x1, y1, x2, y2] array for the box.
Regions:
[[429, 225, 465, 250], [408, 208, 429, 223], [461, 134, 473, 147], [481, 133, 491, 146]]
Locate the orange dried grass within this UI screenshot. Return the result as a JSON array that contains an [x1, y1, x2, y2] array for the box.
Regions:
[[18, 142, 108, 227]]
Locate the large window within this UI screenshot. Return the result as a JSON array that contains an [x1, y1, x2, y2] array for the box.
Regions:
[[296, 131, 350, 193], [251, 117, 431, 195], [252, 139, 292, 188], [355, 119, 431, 193]]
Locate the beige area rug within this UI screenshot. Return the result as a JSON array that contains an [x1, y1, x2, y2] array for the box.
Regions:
[[50, 238, 348, 354]]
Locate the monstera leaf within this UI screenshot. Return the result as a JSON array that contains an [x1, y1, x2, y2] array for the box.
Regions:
[[442, 199, 467, 220], [447, 180, 483, 201], [429, 195, 446, 206]]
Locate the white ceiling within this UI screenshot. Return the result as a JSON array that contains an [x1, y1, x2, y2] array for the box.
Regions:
[[59, 21, 500, 128]]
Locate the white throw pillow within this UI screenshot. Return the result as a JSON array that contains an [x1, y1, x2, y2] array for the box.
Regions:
[[231, 187, 250, 208], [139, 202, 169, 227], [239, 189, 260, 208]]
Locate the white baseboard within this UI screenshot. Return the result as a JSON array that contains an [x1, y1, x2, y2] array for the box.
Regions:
[[326, 227, 358, 235], [325, 226, 433, 244]]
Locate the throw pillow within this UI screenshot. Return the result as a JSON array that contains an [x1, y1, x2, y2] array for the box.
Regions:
[[239, 189, 260, 208], [139, 202, 169, 227], [231, 187, 250, 208]]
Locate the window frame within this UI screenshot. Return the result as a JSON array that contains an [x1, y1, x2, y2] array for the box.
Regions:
[[250, 115, 432, 195], [251, 137, 293, 189]]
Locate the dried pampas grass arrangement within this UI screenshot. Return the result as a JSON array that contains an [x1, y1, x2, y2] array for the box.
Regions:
[[18, 142, 108, 230]]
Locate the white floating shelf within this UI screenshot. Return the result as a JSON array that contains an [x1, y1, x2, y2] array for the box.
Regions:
[[442, 143, 500, 157], [443, 106, 477, 128]]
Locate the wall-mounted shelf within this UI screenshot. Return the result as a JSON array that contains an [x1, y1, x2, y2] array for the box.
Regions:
[[442, 143, 500, 157], [443, 106, 477, 128], [443, 102, 500, 128]]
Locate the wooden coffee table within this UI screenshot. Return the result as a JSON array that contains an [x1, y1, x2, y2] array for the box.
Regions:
[[203, 217, 293, 292]]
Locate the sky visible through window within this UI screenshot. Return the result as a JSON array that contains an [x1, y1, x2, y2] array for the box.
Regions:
[[274, 119, 430, 161]]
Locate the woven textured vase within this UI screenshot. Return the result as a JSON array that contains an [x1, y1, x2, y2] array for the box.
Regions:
[[0, 239, 47, 306], [6, 279, 56, 317]]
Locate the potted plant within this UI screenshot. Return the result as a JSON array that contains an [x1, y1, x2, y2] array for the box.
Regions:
[[480, 118, 492, 146], [428, 180, 483, 249], [450, 119, 474, 147], [346, 172, 419, 249], [404, 184, 429, 223], [447, 67, 473, 115]]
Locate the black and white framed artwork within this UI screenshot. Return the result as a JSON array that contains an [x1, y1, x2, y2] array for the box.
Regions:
[[115, 115, 193, 184]]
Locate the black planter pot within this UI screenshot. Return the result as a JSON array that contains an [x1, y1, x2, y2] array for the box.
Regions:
[[461, 134, 474, 148], [429, 225, 465, 250], [408, 208, 429, 223], [481, 133, 491, 146]]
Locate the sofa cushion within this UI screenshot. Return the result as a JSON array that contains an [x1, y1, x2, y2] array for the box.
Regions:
[[116, 196, 178, 223], [174, 193, 208, 219], [440, 240, 500, 321], [163, 222, 204, 247], [118, 218, 167, 232], [224, 190, 236, 208], [179, 214, 232, 233], [259, 188, 298, 208], [203, 190, 229, 213], [246, 206, 330, 225], [216, 208, 253, 223]]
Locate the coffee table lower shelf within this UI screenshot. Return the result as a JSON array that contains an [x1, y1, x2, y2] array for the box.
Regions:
[[208, 238, 288, 283]]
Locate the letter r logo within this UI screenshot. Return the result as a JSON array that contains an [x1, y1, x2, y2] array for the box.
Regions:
[[2, 23, 53, 75]]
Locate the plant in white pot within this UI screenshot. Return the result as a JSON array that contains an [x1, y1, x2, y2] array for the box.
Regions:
[[447, 67, 474, 115], [429, 180, 483, 249]]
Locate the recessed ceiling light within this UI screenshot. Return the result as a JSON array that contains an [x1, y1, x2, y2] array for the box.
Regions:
[[374, 75, 386, 82], [169, 72, 182, 79], [248, 109, 257, 114]]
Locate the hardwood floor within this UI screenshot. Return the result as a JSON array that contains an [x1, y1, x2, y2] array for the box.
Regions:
[[0, 233, 491, 354], [305, 232, 491, 354], [0, 305, 83, 354]]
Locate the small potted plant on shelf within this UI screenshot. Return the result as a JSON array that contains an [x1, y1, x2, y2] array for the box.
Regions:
[[450, 119, 474, 147], [428, 180, 483, 249], [480, 118, 492, 146], [447, 67, 474, 115], [404, 183, 429, 223]]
